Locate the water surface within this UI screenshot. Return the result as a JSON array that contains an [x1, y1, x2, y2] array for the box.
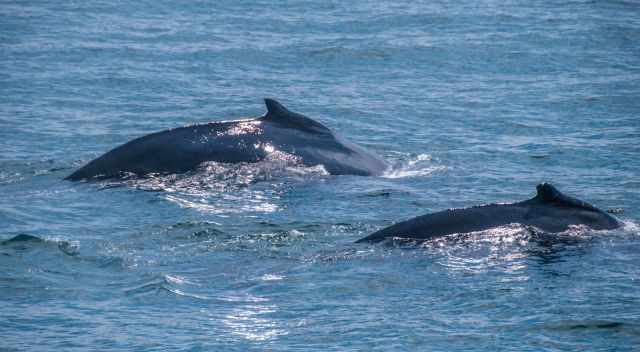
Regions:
[[1, 0, 639, 350]]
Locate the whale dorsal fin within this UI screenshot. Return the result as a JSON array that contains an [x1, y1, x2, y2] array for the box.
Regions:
[[535, 183, 598, 211], [264, 98, 290, 117], [536, 182, 562, 202], [262, 98, 330, 134]]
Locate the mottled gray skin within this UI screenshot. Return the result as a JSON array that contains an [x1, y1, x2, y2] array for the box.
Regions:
[[66, 99, 389, 181], [356, 183, 621, 243]]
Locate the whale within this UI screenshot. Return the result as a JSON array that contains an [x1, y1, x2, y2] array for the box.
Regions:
[[65, 99, 389, 181], [1, 234, 43, 245], [356, 183, 621, 243]]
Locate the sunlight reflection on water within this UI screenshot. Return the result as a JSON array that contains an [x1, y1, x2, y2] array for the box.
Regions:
[[222, 299, 287, 342]]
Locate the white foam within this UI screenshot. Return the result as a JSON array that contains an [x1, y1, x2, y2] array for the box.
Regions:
[[383, 154, 445, 179]]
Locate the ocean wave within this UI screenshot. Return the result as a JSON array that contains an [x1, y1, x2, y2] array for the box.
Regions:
[[1, 234, 80, 256], [383, 153, 446, 179], [90, 160, 331, 214]]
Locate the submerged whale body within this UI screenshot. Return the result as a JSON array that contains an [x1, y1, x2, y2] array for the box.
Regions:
[[66, 99, 389, 181], [356, 183, 621, 243], [1, 234, 43, 245]]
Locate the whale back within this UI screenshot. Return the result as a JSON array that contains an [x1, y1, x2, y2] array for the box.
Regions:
[[65, 98, 389, 180], [261, 99, 331, 135], [523, 182, 621, 231], [533, 183, 600, 212], [357, 183, 621, 243]]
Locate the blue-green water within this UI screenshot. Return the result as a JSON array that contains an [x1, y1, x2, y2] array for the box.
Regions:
[[2, 1, 639, 350]]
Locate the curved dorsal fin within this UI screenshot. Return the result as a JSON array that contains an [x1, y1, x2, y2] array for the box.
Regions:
[[535, 182, 599, 211], [261, 98, 330, 134], [264, 98, 290, 118], [536, 182, 561, 202]]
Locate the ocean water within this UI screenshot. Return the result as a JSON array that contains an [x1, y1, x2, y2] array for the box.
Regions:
[[1, 0, 639, 350]]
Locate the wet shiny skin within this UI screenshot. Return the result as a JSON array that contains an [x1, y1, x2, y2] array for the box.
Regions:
[[357, 184, 621, 243], [65, 100, 389, 180]]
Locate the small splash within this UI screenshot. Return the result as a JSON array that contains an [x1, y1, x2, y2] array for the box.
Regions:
[[125, 274, 209, 300], [621, 220, 640, 234], [283, 164, 329, 178], [383, 153, 445, 179], [164, 274, 198, 286], [550, 223, 631, 240], [424, 224, 536, 275], [0, 234, 79, 256], [52, 238, 81, 256], [260, 274, 284, 281], [97, 160, 331, 214]]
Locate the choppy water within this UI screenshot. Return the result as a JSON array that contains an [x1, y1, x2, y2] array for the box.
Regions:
[[2, 1, 639, 350]]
